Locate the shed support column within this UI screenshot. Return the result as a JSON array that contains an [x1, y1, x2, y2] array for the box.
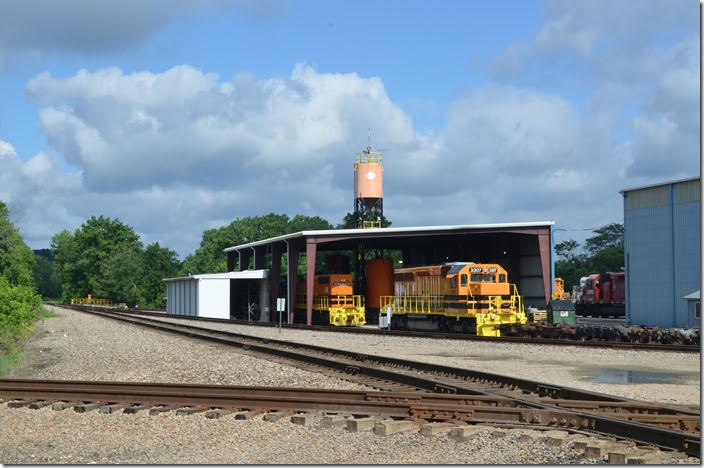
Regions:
[[253, 246, 266, 270], [270, 244, 282, 322], [286, 242, 300, 324], [306, 241, 317, 325], [226, 251, 237, 272], [538, 232, 552, 307], [239, 250, 251, 272]]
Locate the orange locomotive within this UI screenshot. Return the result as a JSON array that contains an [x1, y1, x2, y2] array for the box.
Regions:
[[380, 262, 526, 336], [295, 274, 366, 326]]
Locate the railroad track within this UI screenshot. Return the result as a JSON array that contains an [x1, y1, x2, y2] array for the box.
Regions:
[[87, 305, 699, 353], [55, 304, 700, 456]]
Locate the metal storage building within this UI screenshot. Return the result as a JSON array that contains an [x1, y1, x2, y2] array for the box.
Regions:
[[164, 270, 269, 319], [621, 177, 701, 328], [223, 221, 555, 325]]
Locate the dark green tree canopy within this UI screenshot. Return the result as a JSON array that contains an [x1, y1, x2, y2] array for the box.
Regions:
[[0, 201, 36, 288], [180, 213, 334, 275]]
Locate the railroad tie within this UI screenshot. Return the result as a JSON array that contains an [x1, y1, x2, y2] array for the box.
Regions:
[[51, 401, 78, 411], [99, 404, 128, 414], [290, 413, 318, 427], [320, 414, 348, 428], [28, 400, 52, 410], [205, 409, 232, 419], [175, 406, 209, 416], [148, 406, 174, 416], [7, 399, 34, 408], [449, 425, 491, 441], [73, 403, 102, 413], [346, 417, 378, 433], [233, 409, 264, 420], [123, 405, 151, 414], [263, 410, 293, 422], [373, 420, 418, 436], [420, 422, 456, 437]]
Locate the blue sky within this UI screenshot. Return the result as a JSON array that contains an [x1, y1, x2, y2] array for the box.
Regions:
[[0, 0, 699, 257]]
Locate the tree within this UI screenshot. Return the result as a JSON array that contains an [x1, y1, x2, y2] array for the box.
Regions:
[[32, 255, 61, 299], [50, 230, 79, 302], [99, 244, 144, 306], [554, 223, 624, 291], [181, 213, 334, 276], [140, 242, 180, 307], [584, 223, 624, 255], [336, 212, 392, 229], [0, 201, 36, 288]]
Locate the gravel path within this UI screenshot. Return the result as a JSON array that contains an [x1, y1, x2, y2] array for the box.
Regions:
[[0, 305, 698, 464], [144, 314, 701, 405]]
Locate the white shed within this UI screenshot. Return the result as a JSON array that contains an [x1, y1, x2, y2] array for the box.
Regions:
[[164, 270, 269, 319], [683, 291, 700, 328]]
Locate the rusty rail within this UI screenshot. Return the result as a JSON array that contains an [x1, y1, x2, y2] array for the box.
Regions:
[[91, 305, 700, 353], [55, 305, 700, 456]]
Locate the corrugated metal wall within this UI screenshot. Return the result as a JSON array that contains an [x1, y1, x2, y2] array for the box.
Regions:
[[166, 279, 199, 316], [624, 179, 700, 327]]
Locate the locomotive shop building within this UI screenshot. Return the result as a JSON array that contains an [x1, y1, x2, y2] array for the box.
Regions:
[[621, 176, 701, 328], [219, 221, 555, 325]]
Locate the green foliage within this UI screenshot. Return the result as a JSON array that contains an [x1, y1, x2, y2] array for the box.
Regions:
[[584, 223, 624, 255], [0, 201, 36, 288], [33, 254, 61, 299], [336, 212, 392, 229], [555, 223, 624, 290], [50, 217, 183, 308], [181, 213, 334, 276], [140, 242, 180, 307]]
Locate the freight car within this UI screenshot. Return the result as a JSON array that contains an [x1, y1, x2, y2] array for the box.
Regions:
[[573, 272, 626, 318], [294, 273, 366, 326], [379, 262, 527, 336]]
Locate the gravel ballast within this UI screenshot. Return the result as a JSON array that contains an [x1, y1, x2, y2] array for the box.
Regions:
[[0, 305, 699, 464], [145, 313, 701, 405]]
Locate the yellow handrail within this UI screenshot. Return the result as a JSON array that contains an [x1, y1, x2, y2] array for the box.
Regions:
[[70, 298, 112, 305], [356, 151, 382, 164]]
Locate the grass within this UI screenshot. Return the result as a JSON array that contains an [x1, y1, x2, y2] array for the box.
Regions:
[[0, 304, 58, 377]]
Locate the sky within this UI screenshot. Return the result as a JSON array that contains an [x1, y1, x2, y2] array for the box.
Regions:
[[0, 0, 699, 258]]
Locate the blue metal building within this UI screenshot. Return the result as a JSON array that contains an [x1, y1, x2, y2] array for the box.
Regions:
[[621, 177, 700, 328]]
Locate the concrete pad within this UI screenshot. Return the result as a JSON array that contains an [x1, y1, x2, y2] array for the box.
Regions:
[[28, 401, 52, 410], [205, 409, 232, 419], [420, 422, 455, 437], [626, 452, 666, 464], [321, 415, 347, 428], [123, 405, 150, 414], [346, 417, 377, 433], [373, 420, 417, 436], [99, 404, 128, 414], [73, 403, 101, 413]]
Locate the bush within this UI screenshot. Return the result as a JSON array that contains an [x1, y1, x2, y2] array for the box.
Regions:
[[0, 275, 42, 345]]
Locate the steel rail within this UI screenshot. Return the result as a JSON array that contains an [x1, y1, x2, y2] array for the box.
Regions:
[[60, 305, 700, 456], [98, 306, 699, 353]]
